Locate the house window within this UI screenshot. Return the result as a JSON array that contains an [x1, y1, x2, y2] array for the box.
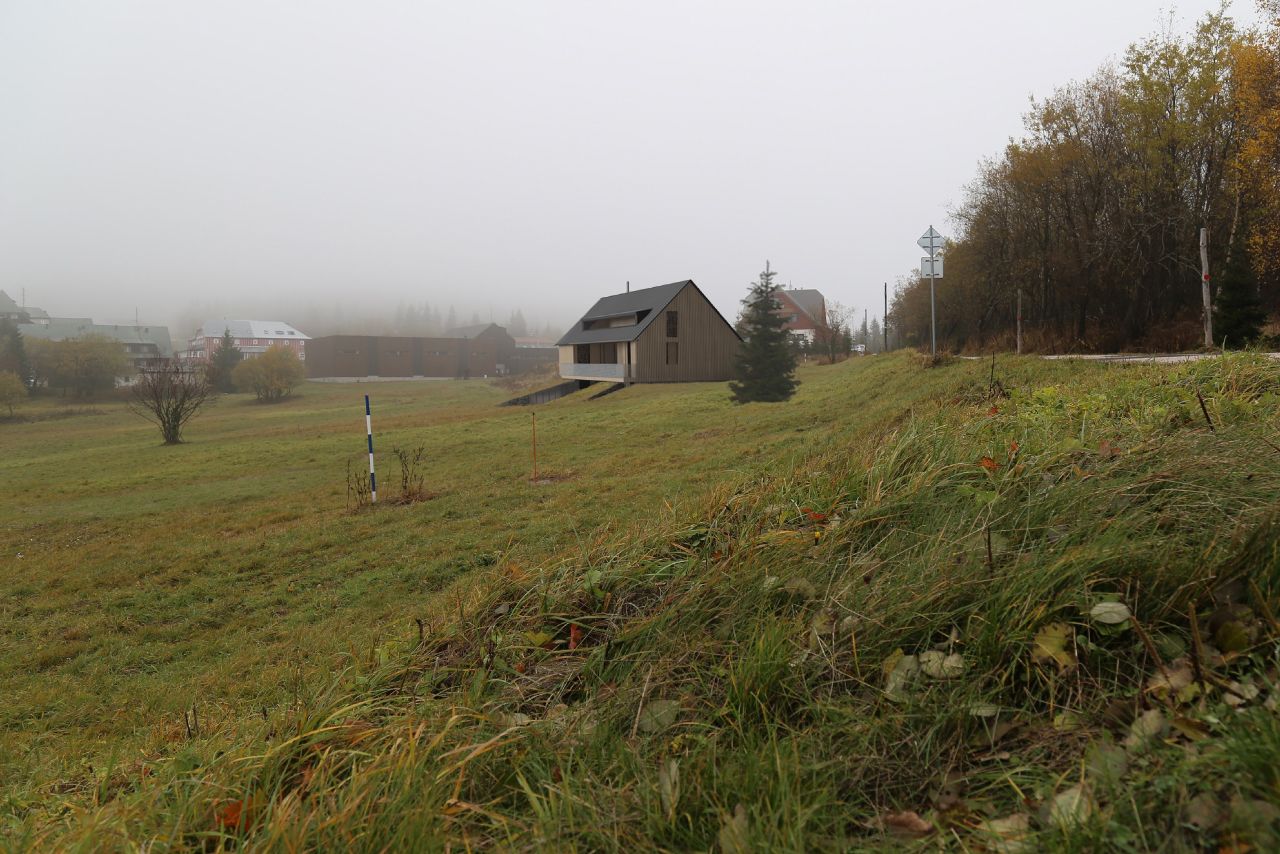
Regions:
[[666, 341, 678, 365], [666, 311, 678, 337]]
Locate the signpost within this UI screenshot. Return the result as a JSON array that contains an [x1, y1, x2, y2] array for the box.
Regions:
[[918, 226, 945, 356]]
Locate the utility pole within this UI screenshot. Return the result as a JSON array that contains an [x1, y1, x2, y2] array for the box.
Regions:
[[883, 282, 888, 353], [1200, 227, 1213, 348], [1016, 288, 1023, 355]]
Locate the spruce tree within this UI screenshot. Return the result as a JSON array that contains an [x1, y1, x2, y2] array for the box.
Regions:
[[207, 329, 243, 393], [0, 319, 30, 387], [730, 261, 798, 403], [1214, 239, 1266, 348]]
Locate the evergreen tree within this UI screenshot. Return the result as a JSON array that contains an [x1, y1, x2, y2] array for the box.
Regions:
[[730, 261, 798, 403], [0, 318, 30, 387], [868, 317, 883, 353], [1214, 239, 1266, 348], [207, 329, 243, 393]]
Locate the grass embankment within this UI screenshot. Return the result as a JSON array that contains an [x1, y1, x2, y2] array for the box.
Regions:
[[17, 353, 1280, 850], [2, 357, 965, 826]]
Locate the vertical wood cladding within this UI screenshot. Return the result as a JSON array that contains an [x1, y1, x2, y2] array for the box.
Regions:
[[632, 284, 739, 382]]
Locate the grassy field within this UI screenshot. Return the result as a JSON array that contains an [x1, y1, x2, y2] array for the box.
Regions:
[[4, 353, 1280, 850], [0, 359, 960, 801]]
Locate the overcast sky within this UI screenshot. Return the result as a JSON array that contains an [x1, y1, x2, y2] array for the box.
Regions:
[[0, 1, 1261, 334]]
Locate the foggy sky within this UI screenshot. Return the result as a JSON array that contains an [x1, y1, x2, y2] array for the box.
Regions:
[[0, 1, 1260, 335]]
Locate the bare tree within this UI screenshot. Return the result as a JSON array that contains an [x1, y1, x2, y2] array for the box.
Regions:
[[130, 360, 214, 444], [812, 302, 852, 363]]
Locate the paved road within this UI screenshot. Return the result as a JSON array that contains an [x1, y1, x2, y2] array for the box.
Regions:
[[1041, 352, 1280, 364]]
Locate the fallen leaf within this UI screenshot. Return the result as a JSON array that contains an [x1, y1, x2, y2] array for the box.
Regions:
[[1147, 659, 1197, 703], [1185, 791, 1224, 832], [718, 804, 750, 853], [525, 630, 554, 650], [637, 699, 681, 735], [933, 771, 967, 810], [1052, 710, 1085, 731], [1084, 741, 1128, 787], [884, 653, 920, 699], [1223, 679, 1260, 708], [976, 813, 1032, 853], [491, 711, 532, 728], [919, 650, 966, 680], [1123, 708, 1167, 753], [1171, 716, 1213, 741], [658, 758, 679, 820], [568, 624, 584, 650], [1031, 622, 1076, 671], [1228, 795, 1280, 842], [1043, 784, 1095, 830], [877, 810, 935, 837], [1089, 601, 1132, 625], [781, 577, 817, 600], [988, 405, 1000, 416], [980, 456, 1001, 471], [215, 797, 260, 832]]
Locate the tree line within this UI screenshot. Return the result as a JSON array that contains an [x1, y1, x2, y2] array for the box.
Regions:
[[889, 3, 1280, 353]]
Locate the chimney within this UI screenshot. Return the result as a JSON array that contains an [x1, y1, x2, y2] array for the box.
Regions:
[[626, 280, 630, 293]]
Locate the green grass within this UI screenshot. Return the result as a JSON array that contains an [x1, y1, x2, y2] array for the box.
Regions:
[[4, 354, 1279, 850], [0, 361, 957, 799]]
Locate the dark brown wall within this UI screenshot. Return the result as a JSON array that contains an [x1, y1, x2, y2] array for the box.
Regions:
[[307, 335, 465, 378], [307, 329, 540, 379]]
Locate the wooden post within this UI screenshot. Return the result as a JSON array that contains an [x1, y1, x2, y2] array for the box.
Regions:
[[1016, 288, 1023, 355], [531, 411, 538, 480], [883, 282, 888, 353], [1200, 227, 1213, 349]]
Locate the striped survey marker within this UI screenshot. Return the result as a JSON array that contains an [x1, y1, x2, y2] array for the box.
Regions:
[[365, 394, 377, 502]]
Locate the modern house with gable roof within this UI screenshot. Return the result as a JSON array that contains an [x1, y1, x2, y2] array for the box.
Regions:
[[557, 280, 741, 384]]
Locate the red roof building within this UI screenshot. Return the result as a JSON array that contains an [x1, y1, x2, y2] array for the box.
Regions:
[[774, 289, 827, 343]]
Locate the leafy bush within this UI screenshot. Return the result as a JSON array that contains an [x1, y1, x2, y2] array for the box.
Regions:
[[0, 369, 26, 416], [232, 346, 304, 402]]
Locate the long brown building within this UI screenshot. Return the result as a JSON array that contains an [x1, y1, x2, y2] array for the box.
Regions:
[[557, 280, 741, 383], [306, 324, 520, 379]]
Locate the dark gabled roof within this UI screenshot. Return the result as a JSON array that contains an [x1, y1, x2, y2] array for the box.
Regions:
[[779, 288, 826, 323], [446, 322, 507, 340], [557, 280, 741, 347]]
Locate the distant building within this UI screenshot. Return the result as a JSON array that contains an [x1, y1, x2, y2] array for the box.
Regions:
[[775, 288, 827, 343], [306, 324, 539, 380], [557, 280, 741, 384], [0, 290, 45, 324], [19, 318, 174, 372], [187, 320, 309, 361]]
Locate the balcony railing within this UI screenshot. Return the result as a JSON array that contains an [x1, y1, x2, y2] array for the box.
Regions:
[[559, 362, 625, 380]]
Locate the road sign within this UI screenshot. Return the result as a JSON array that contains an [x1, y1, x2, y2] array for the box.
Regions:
[[921, 256, 943, 278], [918, 226, 944, 256]]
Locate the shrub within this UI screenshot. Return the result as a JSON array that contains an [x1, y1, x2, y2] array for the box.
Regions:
[[0, 370, 26, 416], [232, 346, 305, 402]]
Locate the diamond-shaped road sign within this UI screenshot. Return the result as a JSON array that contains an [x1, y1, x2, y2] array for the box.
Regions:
[[918, 226, 944, 256]]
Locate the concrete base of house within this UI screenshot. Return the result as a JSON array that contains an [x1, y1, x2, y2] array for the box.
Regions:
[[307, 376, 461, 383]]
